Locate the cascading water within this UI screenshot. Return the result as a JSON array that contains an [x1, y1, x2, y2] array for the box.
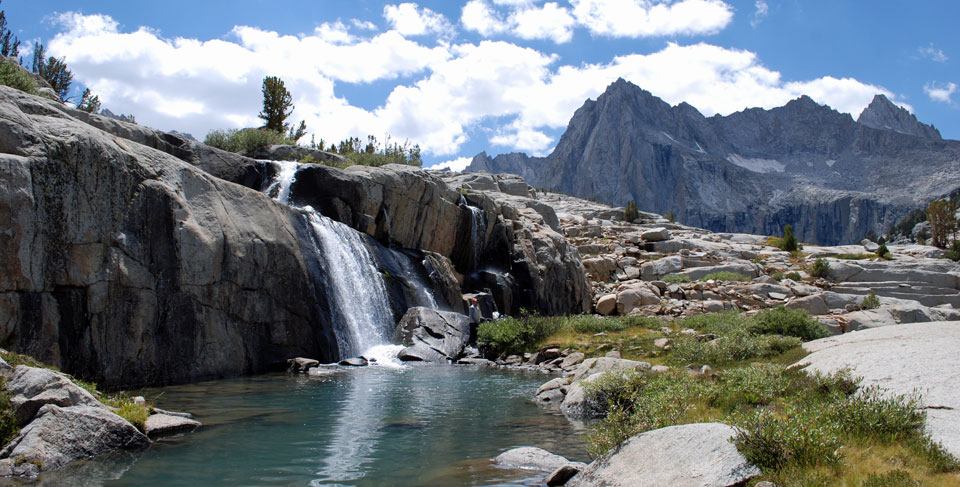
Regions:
[[267, 160, 433, 361], [459, 195, 487, 269]]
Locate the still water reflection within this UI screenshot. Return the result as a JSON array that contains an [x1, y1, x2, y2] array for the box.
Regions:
[[39, 365, 587, 487]]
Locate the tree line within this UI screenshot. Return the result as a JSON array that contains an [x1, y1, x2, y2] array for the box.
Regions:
[[207, 75, 422, 167]]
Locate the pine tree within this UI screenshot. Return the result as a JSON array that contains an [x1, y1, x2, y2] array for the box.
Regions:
[[0, 1, 20, 59], [31, 42, 73, 101], [258, 76, 294, 133], [76, 88, 101, 113]]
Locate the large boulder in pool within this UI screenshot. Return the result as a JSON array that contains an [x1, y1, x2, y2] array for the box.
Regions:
[[568, 423, 760, 487], [395, 307, 472, 363]]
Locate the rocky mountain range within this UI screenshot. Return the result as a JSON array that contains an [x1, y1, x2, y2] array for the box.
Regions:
[[467, 79, 960, 245]]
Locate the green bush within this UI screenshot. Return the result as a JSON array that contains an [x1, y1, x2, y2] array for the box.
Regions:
[[700, 271, 751, 282], [477, 316, 561, 357], [585, 370, 708, 457], [204, 127, 294, 154], [780, 225, 799, 252], [876, 242, 892, 260], [749, 307, 829, 341], [0, 61, 37, 95], [662, 273, 691, 283], [945, 240, 960, 261], [664, 210, 676, 223], [809, 257, 830, 278], [784, 271, 802, 281], [861, 291, 881, 310], [735, 404, 843, 469], [670, 330, 800, 366]]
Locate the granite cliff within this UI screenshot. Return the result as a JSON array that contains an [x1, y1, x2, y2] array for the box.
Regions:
[[467, 79, 960, 245], [0, 85, 589, 388]]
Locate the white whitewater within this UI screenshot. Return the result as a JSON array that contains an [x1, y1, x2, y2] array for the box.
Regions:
[[459, 195, 486, 269], [268, 161, 407, 359]]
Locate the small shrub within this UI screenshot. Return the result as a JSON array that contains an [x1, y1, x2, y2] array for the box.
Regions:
[[0, 61, 38, 95], [945, 240, 960, 261], [700, 271, 750, 282], [770, 270, 784, 280], [784, 271, 802, 281], [585, 371, 707, 457], [749, 307, 829, 341], [861, 291, 881, 310], [780, 225, 799, 252], [623, 201, 639, 222], [876, 242, 892, 260], [670, 331, 800, 366], [662, 273, 691, 283], [477, 316, 560, 357], [664, 210, 676, 223], [734, 404, 843, 469], [809, 257, 830, 278]]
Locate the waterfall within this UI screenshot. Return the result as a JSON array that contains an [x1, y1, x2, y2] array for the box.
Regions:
[[303, 210, 396, 358], [265, 161, 436, 360], [459, 195, 487, 269]]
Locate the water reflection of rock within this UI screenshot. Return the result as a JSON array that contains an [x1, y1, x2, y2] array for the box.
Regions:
[[26, 450, 142, 486]]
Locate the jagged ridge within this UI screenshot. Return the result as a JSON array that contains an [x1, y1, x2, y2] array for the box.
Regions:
[[467, 79, 960, 245]]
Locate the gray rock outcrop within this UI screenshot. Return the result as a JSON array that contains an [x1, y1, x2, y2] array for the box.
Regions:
[[796, 321, 960, 458], [467, 78, 960, 245], [395, 307, 472, 362], [0, 404, 149, 478], [857, 94, 942, 139], [285, 163, 591, 315], [567, 423, 760, 487], [0, 84, 344, 388], [5, 366, 104, 426]]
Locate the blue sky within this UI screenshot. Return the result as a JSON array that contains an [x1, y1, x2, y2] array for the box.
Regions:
[[4, 0, 957, 169]]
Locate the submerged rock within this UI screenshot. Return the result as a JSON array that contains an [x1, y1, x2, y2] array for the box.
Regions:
[[338, 357, 369, 367], [144, 413, 202, 439], [493, 447, 572, 472]]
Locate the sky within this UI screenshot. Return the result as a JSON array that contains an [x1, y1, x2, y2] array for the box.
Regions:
[[3, 0, 957, 170]]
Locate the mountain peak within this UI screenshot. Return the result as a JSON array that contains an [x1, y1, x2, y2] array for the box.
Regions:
[[857, 94, 941, 139]]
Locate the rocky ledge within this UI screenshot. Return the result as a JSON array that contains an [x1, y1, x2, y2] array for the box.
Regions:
[[0, 356, 200, 478]]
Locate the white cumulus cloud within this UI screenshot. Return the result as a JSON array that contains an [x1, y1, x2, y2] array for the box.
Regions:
[[511, 2, 576, 43], [428, 156, 473, 171], [925, 82, 957, 104], [570, 0, 734, 38], [461, 0, 511, 36], [383, 3, 455, 38], [46, 12, 900, 159]]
